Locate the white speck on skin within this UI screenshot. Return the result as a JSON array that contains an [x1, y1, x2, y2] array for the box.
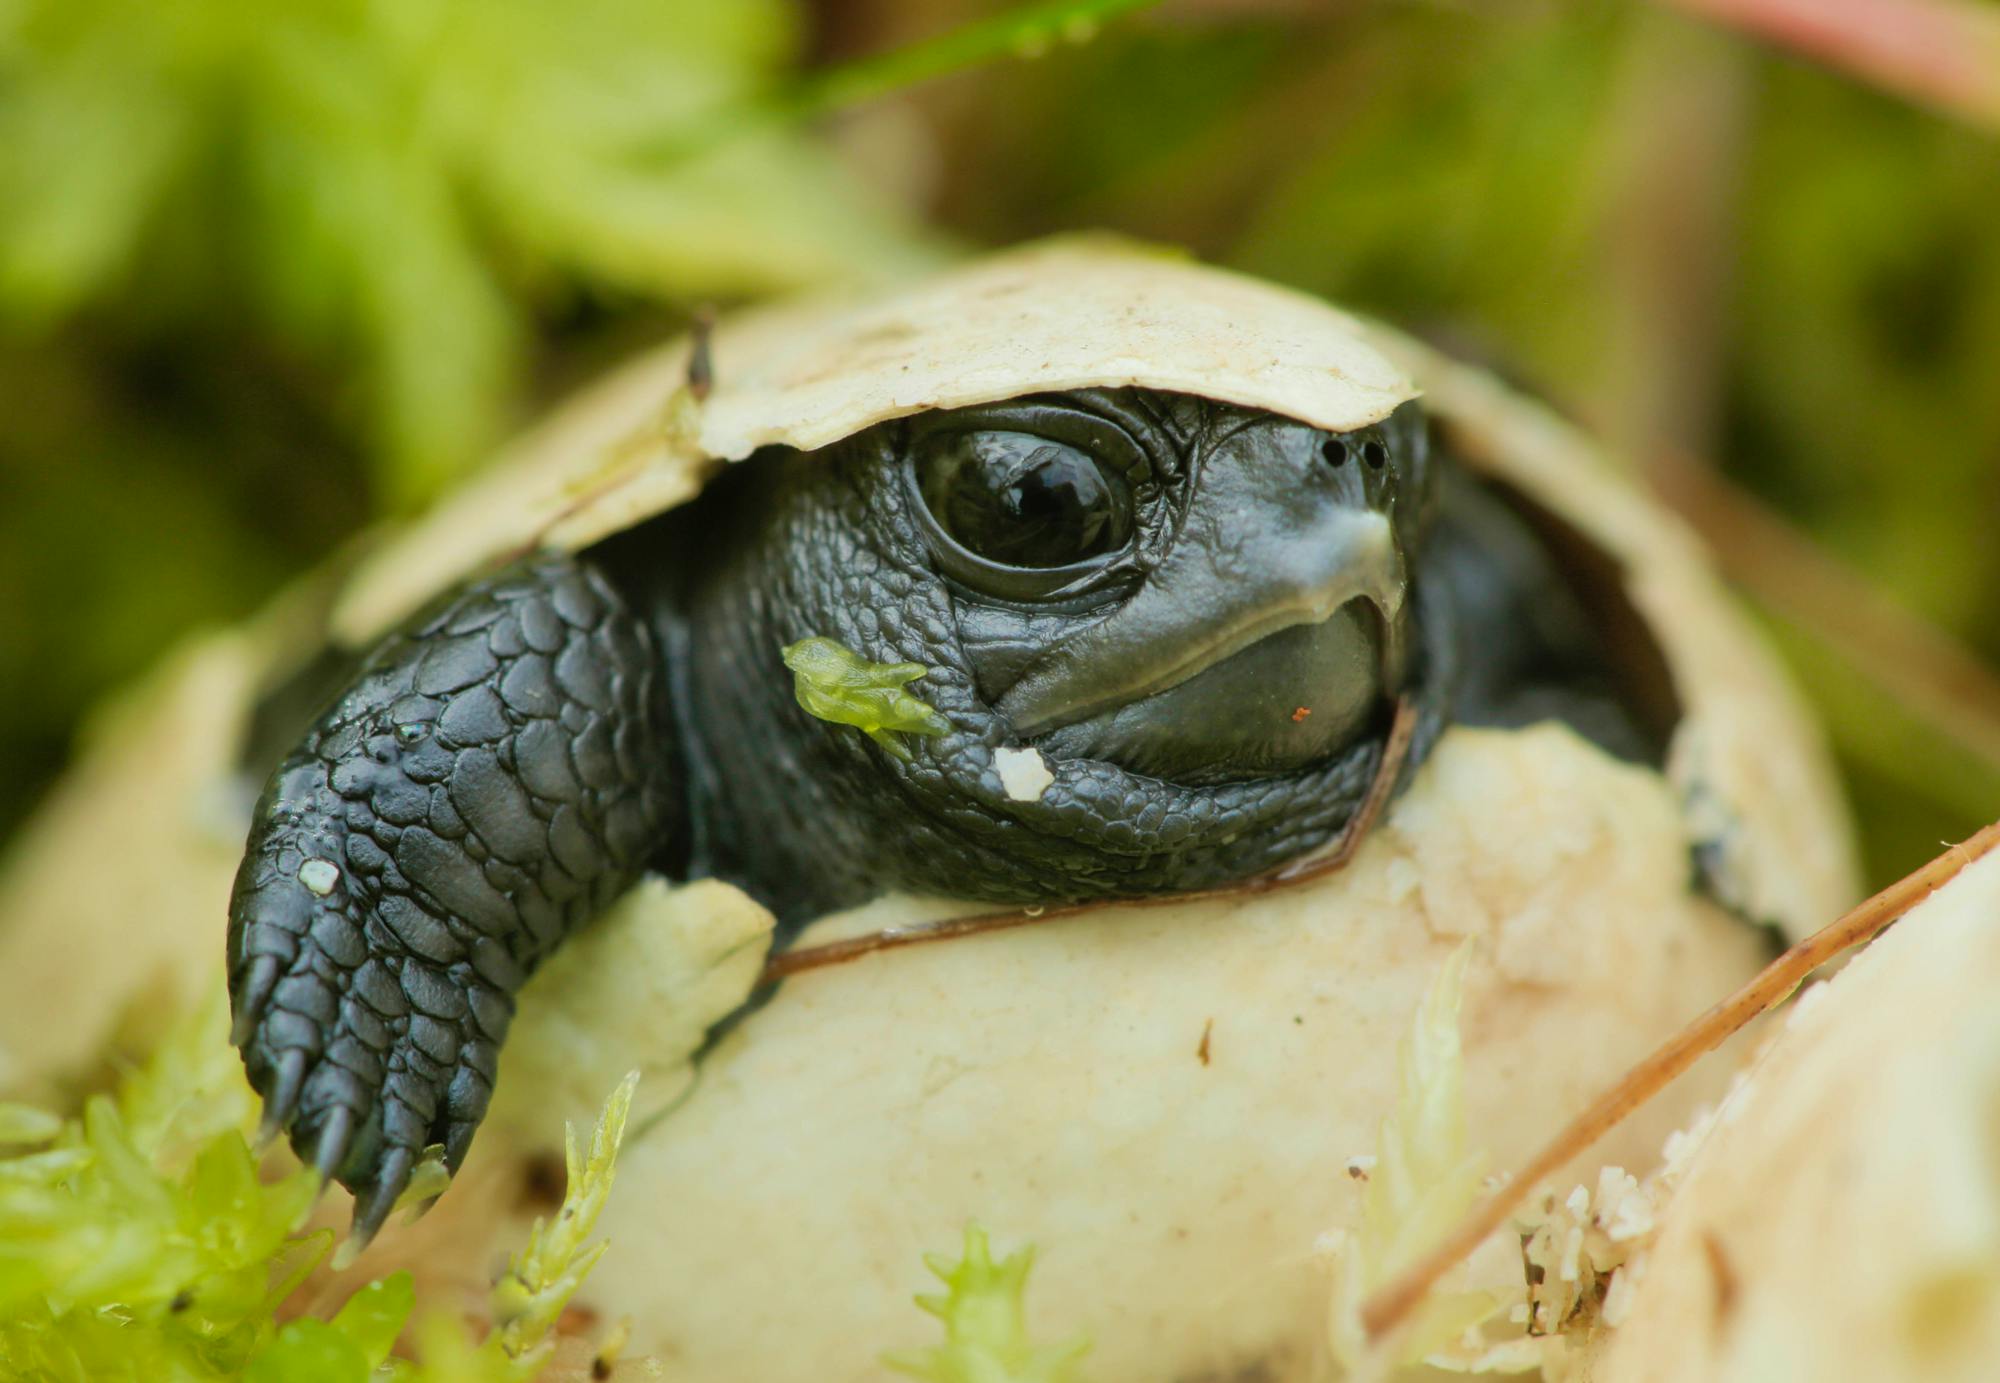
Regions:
[[299, 859, 340, 897], [994, 746, 1055, 802]]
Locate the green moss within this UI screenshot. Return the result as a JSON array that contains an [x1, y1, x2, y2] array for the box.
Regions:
[[245, 1275, 412, 1383], [0, 990, 323, 1380], [884, 1225, 1092, 1383], [0, 991, 635, 1383], [1325, 943, 1516, 1372], [483, 1073, 635, 1372]]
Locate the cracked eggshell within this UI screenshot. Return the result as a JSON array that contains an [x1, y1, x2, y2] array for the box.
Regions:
[[329, 234, 1854, 940], [1573, 849, 2000, 1383], [452, 726, 1776, 1381], [0, 631, 265, 1097], [0, 240, 1856, 1376], [1363, 332, 1855, 943], [329, 237, 1417, 647]]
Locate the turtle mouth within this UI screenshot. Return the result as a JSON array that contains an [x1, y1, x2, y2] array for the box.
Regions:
[[1029, 595, 1397, 786], [993, 508, 1406, 737]]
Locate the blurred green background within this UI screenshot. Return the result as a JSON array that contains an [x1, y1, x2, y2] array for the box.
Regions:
[[3, 0, 1996, 889]]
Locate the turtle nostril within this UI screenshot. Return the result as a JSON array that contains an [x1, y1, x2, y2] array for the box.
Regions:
[[1320, 438, 1349, 467], [1362, 440, 1388, 469]]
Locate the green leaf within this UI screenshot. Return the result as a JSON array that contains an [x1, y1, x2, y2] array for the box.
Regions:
[[246, 1319, 373, 1383], [0, 1103, 62, 1146], [1326, 942, 1516, 1372], [885, 1225, 1092, 1383], [782, 636, 951, 758], [787, 0, 1166, 125], [330, 1272, 417, 1369]]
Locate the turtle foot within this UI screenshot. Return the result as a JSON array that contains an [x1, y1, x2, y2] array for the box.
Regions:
[[228, 773, 508, 1244], [225, 555, 677, 1242]]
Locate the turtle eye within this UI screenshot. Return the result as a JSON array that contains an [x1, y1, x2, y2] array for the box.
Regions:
[[916, 431, 1131, 571]]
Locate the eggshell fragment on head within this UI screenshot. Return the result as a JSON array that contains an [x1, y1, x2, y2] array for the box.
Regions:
[[330, 236, 1419, 646], [994, 745, 1055, 802], [691, 236, 1417, 462], [298, 859, 339, 896]]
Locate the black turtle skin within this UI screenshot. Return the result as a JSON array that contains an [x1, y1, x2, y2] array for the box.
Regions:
[[228, 387, 1642, 1240]]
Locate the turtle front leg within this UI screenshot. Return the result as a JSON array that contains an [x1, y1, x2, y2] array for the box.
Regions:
[[227, 554, 679, 1242]]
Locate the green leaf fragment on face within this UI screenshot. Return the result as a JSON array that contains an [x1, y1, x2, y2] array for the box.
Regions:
[[885, 1224, 1093, 1383], [782, 636, 951, 759]]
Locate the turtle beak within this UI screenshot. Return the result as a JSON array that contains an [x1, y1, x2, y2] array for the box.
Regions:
[[994, 418, 1410, 755]]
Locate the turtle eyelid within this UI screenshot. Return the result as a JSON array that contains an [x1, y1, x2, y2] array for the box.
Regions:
[[909, 395, 1162, 487]]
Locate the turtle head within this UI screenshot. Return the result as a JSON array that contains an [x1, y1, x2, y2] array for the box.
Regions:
[[663, 385, 1445, 920], [902, 389, 1433, 784]]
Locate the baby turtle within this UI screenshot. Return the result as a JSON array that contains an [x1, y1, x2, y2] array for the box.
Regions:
[[223, 242, 1672, 1239], [218, 239, 1830, 1243]]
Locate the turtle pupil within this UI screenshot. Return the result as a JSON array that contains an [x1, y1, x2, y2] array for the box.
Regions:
[[922, 431, 1126, 570]]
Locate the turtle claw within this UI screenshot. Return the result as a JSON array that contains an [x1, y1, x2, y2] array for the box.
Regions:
[[311, 1105, 358, 1188], [225, 769, 470, 1229], [350, 1145, 418, 1248], [231, 954, 280, 1048], [256, 1046, 309, 1150], [229, 823, 484, 1234], [442, 1116, 479, 1174]]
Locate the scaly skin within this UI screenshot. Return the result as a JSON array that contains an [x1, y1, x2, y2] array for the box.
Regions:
[[227, 557, 676, 1239], [232, 388, 1654, 1241], [657, 429, 1453, 924]]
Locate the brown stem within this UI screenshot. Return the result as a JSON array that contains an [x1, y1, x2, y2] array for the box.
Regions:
[[1360, 817, 2000, 1344], [1656, 0, 2000, 129], [759, 697, 1418, 984], [1651, 453, 2000, 777]]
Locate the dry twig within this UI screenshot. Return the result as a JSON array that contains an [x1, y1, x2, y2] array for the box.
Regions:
[[1656, 0, 2000, 129], [1652, 454, 2000, 778], [1360, 817, 2000, 1343]]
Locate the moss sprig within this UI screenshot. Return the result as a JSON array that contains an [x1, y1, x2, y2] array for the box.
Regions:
[[885, 1225, 1092, 1383], [0, 991, 636, 1383], [782, 636, 950, 758]]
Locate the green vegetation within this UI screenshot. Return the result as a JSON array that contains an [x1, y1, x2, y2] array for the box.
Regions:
[[0, 986, 1097, 1381], [1324, 944, 1531, 1374], [0, 990, 636, 1383], [782, 636, 951, 757], [885, 1225, 1092, 1383], [0, 0, 926, 502]]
